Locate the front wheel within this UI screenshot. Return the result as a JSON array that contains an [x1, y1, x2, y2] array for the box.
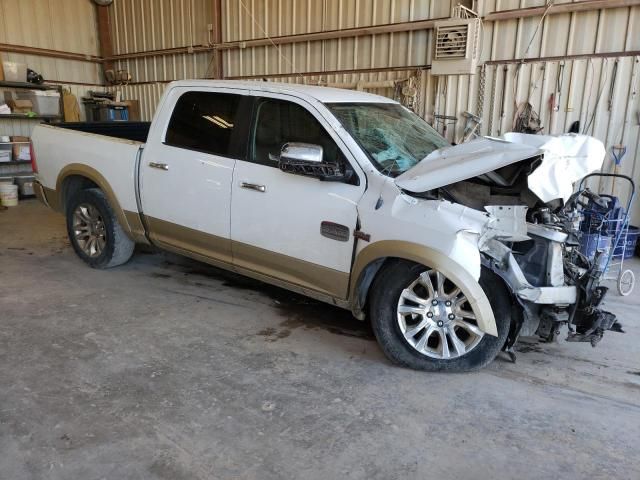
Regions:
[[370, 260, 511, 372], [66, 188, 135, 269]]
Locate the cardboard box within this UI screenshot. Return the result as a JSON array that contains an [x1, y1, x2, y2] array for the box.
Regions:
[[4, 90, 32, 113], [122, 100, 141, 121], [10, 136, 30, 160], [8, 99, 33, 114]]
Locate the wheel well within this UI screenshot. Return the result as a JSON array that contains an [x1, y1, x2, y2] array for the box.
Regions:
[[60, 175, 99, 212], [353, 257, 515, 322], [352, 257, 408, 318]]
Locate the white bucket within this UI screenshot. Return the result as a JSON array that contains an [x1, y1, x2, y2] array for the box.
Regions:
[[0, 183, 18, 207]]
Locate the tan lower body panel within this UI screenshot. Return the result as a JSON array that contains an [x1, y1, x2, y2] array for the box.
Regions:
[[144, 215, 350, 304], [123, 210, 150, 244], [145, 216, 233, 265], [233, 241, 350, 300]]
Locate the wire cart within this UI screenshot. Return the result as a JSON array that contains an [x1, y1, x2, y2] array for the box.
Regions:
[[578, 173, 636, 296]]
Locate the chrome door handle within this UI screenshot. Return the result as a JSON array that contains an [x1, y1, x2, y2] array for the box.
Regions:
[[148, 162, 169, 171], [241, 182, 266, 193]]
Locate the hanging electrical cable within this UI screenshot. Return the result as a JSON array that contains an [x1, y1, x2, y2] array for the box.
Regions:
[[511, 0, 555, 132], [583, 59, 609, 134], [237, 0, 302, 79]]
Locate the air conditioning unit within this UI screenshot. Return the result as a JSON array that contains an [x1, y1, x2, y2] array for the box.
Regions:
[[431, 18, 481, 75]]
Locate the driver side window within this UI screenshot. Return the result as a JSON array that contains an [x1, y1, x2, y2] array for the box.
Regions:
[[252, 98, 342, 167]]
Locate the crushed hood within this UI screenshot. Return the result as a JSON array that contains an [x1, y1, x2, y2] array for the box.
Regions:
[[395, 133, 606, 202]]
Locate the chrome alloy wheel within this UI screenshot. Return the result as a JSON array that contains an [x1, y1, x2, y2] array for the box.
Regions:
[[397, 270, 484, 359], [72, 203, 106, 258]]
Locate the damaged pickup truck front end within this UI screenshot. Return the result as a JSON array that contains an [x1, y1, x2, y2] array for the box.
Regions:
[[394, 133, 621, 352]]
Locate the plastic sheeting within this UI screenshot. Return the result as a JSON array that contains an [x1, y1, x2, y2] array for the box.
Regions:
[[503, 133, 606, 203]]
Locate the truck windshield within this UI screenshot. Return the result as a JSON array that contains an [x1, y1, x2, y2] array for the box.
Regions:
[[326, 102, 449, 176]]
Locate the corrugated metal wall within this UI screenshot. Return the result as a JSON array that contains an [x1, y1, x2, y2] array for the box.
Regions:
[[222, 0, 441, 77], [104, 0, 640, 222], [108, 0, 215, 82], [0, 0, 102, 83], [0, 0, 101, 137]]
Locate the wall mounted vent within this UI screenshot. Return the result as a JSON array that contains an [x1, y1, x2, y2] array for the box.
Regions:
[[432, 18, 481, 75]]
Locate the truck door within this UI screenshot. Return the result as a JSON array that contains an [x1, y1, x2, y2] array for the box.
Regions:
[[230, 94, 366, 299], [140, 87, 251, 264]]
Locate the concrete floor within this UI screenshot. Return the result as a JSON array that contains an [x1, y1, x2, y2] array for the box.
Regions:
[[1, 199, 639, 480]]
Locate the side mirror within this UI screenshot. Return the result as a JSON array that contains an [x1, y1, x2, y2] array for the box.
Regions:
[[280, 142, 323, 164], [278, 142, 346, 181]]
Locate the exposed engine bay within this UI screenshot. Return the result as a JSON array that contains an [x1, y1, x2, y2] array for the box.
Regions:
[[400, 134, 623, 352]]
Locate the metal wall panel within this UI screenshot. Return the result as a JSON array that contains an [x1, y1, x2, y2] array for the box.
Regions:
[[2, 51, 102, 85], [109, 0, 214, 53], [221, 0, 441, 78], [0, 0, 99, 55], [111, 51, 215, 83], [107, 0, 215, 84], [0, 0, 101, 84]]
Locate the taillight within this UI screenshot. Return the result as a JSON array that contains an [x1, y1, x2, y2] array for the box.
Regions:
[[30, 140, 38, 174]]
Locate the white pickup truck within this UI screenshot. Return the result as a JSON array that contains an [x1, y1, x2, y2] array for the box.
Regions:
[[32, 80, 620, 371]]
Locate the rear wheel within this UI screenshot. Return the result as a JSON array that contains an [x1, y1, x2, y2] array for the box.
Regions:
[[370, 260, 511, 372], [66, 188, 135, 269]]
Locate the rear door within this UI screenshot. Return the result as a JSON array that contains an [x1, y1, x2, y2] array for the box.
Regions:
[[230, 93, 366, 299], [140, 87, 251, 264]]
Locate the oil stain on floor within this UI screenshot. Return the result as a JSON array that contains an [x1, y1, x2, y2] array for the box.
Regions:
[[146, 252, 374, 342]]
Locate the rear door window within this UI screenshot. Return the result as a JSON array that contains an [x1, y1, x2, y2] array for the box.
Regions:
[[165, 91, 244, 157]]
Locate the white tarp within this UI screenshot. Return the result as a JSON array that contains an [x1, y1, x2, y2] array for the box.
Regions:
[[503, 133, 606, 202]]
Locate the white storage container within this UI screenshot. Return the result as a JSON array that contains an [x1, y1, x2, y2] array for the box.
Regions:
[[0, 183, 18, 206], [16, 175, 35, 196], [2, 61, 27, 82], [0, 144, 12, 162], [16, 90, 61, 116]]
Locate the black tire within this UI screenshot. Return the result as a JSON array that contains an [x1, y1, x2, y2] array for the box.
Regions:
[[370, 260, 511, 372], [66, 188, 135, 269]]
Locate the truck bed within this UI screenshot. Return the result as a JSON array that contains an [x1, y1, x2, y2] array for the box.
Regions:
[[52, 122, 151, 143], [32, 123, 143, 219]]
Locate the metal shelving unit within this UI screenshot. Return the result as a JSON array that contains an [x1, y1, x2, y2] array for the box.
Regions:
[[0, 81, 64, 190], [0, 113, 62, 120], [0, 80, 64, 120]]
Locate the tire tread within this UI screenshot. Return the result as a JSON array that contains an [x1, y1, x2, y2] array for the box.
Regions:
[[66, 188, 135, 269]]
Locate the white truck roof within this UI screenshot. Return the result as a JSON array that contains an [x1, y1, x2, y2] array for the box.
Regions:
[[168, 79, 398, 104]]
